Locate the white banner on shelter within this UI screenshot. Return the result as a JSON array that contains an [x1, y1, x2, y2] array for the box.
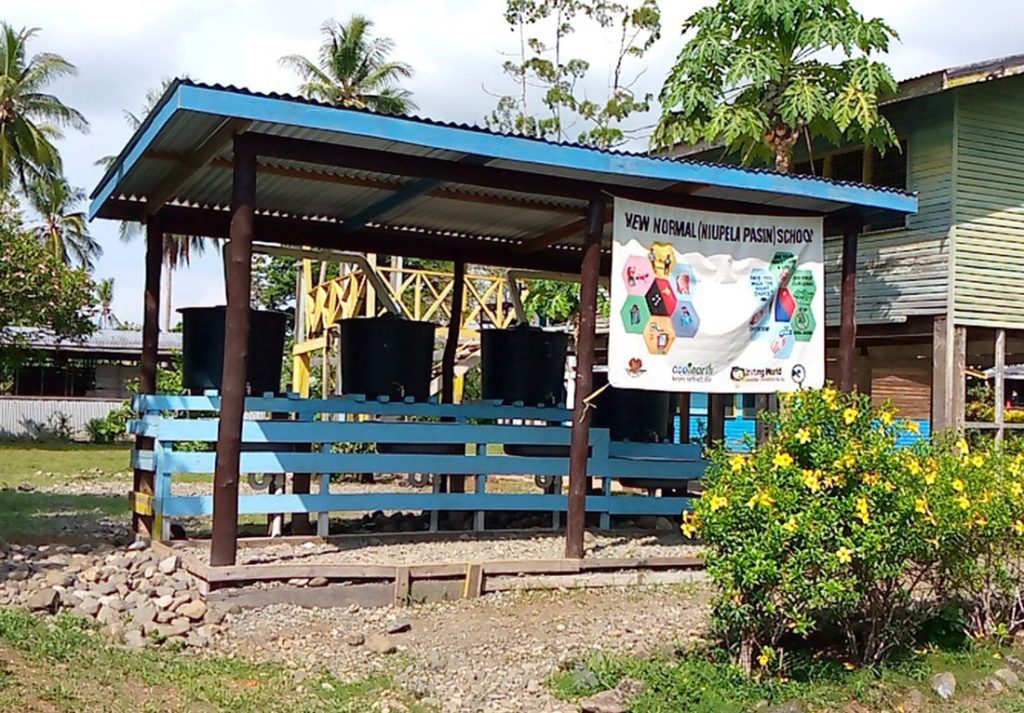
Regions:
[[609, 197, 824, 393]]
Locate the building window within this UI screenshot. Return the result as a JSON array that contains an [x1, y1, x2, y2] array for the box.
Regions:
[[793, 158, 825, 177], [865, 140, 909, 232], [830, 149, 865, 183]]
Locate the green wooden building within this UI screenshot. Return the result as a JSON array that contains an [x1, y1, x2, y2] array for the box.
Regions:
[[674, 54, 1024, 434]]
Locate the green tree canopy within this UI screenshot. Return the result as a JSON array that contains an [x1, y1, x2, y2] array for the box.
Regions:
[[0, 195, 95, 373], [25, 174, 100, 270], [652, 0, 899, 172], [0, 23, 88, 193], [281, 15, 416, 114]]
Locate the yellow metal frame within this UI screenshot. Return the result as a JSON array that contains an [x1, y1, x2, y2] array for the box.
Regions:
[[292, 258, 523, 398]]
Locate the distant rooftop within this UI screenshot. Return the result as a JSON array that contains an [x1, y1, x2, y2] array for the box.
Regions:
[[0, 328, 181, 357], [896, 53, 1024, 103]]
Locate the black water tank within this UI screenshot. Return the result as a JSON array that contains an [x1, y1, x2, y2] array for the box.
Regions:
[[339, 315, 436, 401], [590, 371, 671, 442], [179, 306, 288, 395], [481, 325, 568, 406]]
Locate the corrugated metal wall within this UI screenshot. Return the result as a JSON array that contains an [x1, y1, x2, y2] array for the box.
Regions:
[[0, 398, 123, 440], [953, 79, 1024, 327], [824, 94, 954, 326]]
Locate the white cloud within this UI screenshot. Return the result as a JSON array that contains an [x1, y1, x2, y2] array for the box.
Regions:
[[5, 0, 1023, 323]]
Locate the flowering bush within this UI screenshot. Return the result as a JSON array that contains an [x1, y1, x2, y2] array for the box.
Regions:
[[689, 386, 1024, 671]]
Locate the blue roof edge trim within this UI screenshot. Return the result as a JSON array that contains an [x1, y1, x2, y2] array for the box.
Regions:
[[90, 82, 918, 222]]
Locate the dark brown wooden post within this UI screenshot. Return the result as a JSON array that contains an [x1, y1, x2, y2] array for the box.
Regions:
[[566, 196, 605, 559], [677, 393, 691, 444], [839, 221, 861, 393], [707, 394, 728, 447], [133, 215, 163, 539], [442, 257, 466, 495], [210, 137, 256, 567]]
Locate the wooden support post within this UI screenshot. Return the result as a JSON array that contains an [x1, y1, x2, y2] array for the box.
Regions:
[[133, 215, 163, 540], [995, 328, 1007, 444], [932, 315, 949, 432], [839, 221, 861, 393], [566, 197, 605, 560], [952, 325, 968, 433], [754, 394, 769, 445], [210, 138, 256, 567], [442, 258, 466, 496], [677, 393, 690, 444], [707, 394, 727, 448]]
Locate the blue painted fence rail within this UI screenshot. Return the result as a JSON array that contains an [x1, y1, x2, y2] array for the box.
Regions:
[[131, 394, 706, 536]]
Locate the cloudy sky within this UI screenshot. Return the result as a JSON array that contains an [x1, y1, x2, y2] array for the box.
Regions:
[[6, 0, 1024, 325]]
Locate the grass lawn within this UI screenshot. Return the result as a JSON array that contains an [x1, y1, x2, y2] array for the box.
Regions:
[[0, 607, 426, 713], [549, 642, 1024, 712], [0, 442, 131, 486]]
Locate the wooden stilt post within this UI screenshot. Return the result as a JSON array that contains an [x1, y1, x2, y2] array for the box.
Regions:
[[210, 137, 256, 567], [133, 215, 163, 540], [952, 325, 968, 433], [566, 196, 605, 560], [932, 315, 949, 432], [677, 393, 691, 444], [839, 221, 861, 393], [995, 328, 1006, 444], [707, 394, 727, 447], [443, 257, 466, 495]]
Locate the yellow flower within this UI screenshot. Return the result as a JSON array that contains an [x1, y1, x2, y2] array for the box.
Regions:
[[981, 490, 993, 504], [955, 438, 970, 457], [836, 546, 854, 564], [773, 451, 794, 469], [907, 458, 922, 476], [681, 511, 700, 538], [782, 517, 799, 534], [801, 469, 822, 493], [855, 497, 870, 524], [729, 454, 746, 473], [757, 647, 775, 667], [1011, 482, 1023, 498], [915, 497, 929, 515], [924, 469, 937, 486], [973, 514, 988, 527], [710, 494, 729, 512], [824, 472, 847, 489], [864, 472, 881, 486], [884, 480, 896, 492], [906, 420, 921, 435], [823, 388, 839, 409], [952, 478, 966, 493], [795, 428, 812, 444], [879, 410, 894, 426], [843, 407, 859, 425], [956, 495, 971, 510], [1014, 520, 1024, 537], [970, 453, 986, 468], [747, 489, 775, 509]]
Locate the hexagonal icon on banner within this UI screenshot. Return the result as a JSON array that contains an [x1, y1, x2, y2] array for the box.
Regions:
[[621, 255, 656, 296], [769, 325, 796, 360], [653, 278, 678, 314], [750, 267, 775, 304], [792, 305, 816, 342], [769, 251, 798, 288], [790, 268, 817, 308], [645, 281, 671, 316], [643, 316, 675, 355], [649, 242, 677, 277], [620, 295, 651, 334], [670, 263, 697, 298], [672, 300, 700, 338]]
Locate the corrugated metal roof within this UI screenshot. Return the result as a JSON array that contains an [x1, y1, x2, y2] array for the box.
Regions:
[[1, 328, 181, 355], [90, 79, 917, 258]]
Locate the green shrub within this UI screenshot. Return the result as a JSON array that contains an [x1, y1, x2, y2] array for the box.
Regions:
[[85, 403, 133, 444], [690, 386, 1024, 671], [689, 387, 942, 669]]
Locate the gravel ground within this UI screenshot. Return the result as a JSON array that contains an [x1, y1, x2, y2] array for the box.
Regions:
[[183, 531, 699, 566], [211, 583, 712, 713]]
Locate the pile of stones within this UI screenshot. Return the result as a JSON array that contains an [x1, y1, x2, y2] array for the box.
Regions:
[[0, 537, 225, 650]]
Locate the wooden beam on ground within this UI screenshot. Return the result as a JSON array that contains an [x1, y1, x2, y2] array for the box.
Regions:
[[133, 215, 163, 540], [145, 119, 252, 215], [566, 197, 605, 560], [210, 139, 256, 567], [839, 221, 861, 392]]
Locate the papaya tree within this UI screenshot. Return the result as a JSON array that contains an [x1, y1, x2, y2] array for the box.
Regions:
[[652, 0, 900, 172]]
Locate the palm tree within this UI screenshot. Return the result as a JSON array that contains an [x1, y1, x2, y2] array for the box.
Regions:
[[98, 79, 209, 329], [0, 23, 88, 193], [281, 16, 417, 114], [95, 277, 121, 330], [26, 174, 101, 270]]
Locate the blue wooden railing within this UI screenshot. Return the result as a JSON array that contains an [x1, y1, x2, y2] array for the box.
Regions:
[[130, 393, 707, 539]]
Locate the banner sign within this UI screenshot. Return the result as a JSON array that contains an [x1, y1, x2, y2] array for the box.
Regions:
[[609, 197, 824, 393]]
